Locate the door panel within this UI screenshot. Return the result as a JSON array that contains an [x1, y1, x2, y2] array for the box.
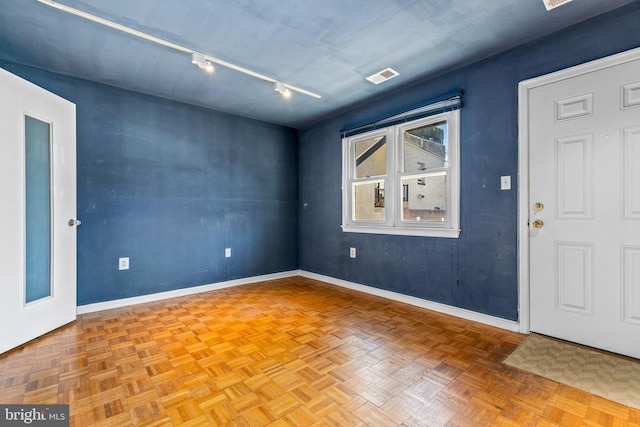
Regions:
[[623, 126, 640, 218], [0, 67, 77, 354], [622, 246, 640, 326], [555, 134, 592, 218], [529, 55, 640, 359], [555, 242, 594, 315]]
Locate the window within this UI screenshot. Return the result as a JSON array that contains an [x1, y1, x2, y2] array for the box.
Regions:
[[342, 110, 460, 238]]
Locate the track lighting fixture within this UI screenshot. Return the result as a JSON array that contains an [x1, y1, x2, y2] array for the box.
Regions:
[[36, 0, 322, 99], [191, 52, 214, 73], [274, 82, 291, 98]]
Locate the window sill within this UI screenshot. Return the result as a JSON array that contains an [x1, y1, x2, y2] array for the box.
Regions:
[[341, 224, 460, 238]]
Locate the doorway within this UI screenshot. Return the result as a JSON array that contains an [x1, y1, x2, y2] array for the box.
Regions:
[[518, 47, 640, 358]]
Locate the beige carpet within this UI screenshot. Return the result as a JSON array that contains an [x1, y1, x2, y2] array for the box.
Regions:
[[504, 334, 640, 410]]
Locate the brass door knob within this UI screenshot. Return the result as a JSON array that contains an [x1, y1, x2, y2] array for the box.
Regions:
[[533, 202, 544, 211], [532, 219, 544, 228]]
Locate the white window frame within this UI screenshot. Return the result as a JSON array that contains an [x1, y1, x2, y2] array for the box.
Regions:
[[342, 110, 460, 238]]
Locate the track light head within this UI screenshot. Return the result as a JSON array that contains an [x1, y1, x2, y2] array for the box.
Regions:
[[192, 52, 214, 73], [274, 82, 291, 98]]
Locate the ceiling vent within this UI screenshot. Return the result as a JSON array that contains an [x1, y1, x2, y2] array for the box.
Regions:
[[542, 0, 573, 11], [366, 68, 399, 85]]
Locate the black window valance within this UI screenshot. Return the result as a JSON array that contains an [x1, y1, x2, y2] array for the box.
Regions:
[[341, 90, 462, 138]]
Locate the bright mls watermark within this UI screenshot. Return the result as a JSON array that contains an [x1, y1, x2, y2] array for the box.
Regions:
[[0, 405, 69, 426]]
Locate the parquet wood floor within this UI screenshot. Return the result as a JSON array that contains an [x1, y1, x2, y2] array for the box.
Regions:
[[1, 277, 639, 426]]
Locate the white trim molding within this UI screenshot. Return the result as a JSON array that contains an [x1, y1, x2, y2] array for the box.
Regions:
[[517, 46, 640, 335], [78, 269, 521, 333], [77, 270, 299, 314], [299, 271, 521, 333]]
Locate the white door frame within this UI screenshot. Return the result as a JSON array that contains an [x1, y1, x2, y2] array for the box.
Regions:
[[517, 46, 640, 334]]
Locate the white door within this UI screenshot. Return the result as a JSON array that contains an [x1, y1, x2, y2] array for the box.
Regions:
[[528, 53, 640, 358], [0, 67, 77, 354]]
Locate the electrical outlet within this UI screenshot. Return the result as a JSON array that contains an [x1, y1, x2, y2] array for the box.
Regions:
[[350, 247, 356, 258], [225, 248, 231, 258], [118, 257, 129, 270]]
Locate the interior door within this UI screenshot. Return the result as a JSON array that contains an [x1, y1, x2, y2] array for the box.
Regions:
[[0, 67, 77, 354], [529, 55, 640, 358]]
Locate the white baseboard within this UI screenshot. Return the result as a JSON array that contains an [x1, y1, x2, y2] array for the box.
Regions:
[[76, 270, 299, 314], [299, 270, 521, 333], [77, 269, 521, 333]]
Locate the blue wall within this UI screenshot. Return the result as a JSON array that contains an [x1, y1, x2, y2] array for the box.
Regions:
[[298, 3, 640, 321], [1, 62, 299, 305], [2, 3, 638, 316]]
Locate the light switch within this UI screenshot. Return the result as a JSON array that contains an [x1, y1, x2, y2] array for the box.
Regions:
[[501, 175, 511, 190]]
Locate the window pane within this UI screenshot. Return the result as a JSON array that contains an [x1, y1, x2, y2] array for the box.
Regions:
[[355, 136, 386, 178], [354, 180, 385, 221], [403, 121, 447, 172], [25, 115, 52, 303], [401, 173, 446, 222]]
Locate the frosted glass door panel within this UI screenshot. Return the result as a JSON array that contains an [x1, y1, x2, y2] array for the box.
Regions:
[[25, 115, 52, 303]]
